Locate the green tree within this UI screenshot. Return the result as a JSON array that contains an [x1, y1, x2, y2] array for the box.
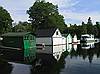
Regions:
[[12, 21, 33, 32], [95, 22, 100, 37], [81, 21, 87, 34], [86, 17, 94, 34], [0, 6, 13, 34], [27, 0, 66, 32]]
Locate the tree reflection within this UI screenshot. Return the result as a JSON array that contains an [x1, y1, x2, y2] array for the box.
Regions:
[[68, 42, 100, 63]]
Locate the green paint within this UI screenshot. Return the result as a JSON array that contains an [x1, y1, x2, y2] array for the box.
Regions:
[[23, 34, 36, 62]]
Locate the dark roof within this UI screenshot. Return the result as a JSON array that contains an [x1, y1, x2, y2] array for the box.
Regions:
[[35, 28, 57, 37], [1, 32, 32, 37]]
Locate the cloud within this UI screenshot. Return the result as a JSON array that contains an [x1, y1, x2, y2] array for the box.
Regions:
[[0, 0, 35, 23], [61, 11, 100, 25], [46, 0, 79, 9], [0, 0, 100, 25]]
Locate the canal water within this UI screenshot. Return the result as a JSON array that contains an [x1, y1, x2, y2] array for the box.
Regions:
[[2, 42, 100, 74], [33, 42, 100, 74], [60, 43, 100, 74]]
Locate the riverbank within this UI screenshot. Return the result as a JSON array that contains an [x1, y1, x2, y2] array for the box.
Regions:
[[0, 58, 12, 74]]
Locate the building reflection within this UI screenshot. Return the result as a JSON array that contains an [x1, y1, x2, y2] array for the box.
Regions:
[[33, 42, 100, 74], [34, 45, 67, 74], [66, 44, 72, 52], [81, 42, 95, 49], [73, 44, 77, 51], [67, 42, 100, 63]]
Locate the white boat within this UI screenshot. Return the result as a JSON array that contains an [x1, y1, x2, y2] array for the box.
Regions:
[[81, 34, 95, 42]]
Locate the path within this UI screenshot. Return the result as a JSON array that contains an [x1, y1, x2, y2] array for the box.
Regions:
[[9, 62, 32, 74]]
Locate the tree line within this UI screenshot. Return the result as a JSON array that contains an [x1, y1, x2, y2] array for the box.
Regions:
[[0, 0, 100, 38], [64, 17, 100, 38]]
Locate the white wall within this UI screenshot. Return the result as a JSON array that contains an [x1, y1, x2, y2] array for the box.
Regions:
[[36, 37, 52, 45], [53, 29, 62, 37], [53, 37, 62, 45], [52, 28, 63, 45], [67, 34, 72, 44], [53, 45, 63, 54], [52, 29, 65, 53], [73, 35, 77, 43]]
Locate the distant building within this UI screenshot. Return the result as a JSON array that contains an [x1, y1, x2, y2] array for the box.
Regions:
[[81, 34, 95, 43], [73, 34, 78, 43], [63, 34, 72, 44]]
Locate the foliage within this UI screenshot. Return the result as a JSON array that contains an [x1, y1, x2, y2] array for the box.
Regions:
[[12, 21, 33, 32], [64, 17, 100, 38], [0, 6, 13, 34], [27, 0, 66, 32]]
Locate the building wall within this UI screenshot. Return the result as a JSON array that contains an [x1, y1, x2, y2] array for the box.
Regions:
[[2, 37, 23, 48], [52, 29, 62, 45], [67, 34, 72, 44], [23, 34, 36, 62], [52, 29, 64, 53], [36, 28, 66, 55], [73, 35, 78, 43], [36, 37, 52, 45]]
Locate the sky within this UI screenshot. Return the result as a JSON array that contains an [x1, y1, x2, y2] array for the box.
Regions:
[[0, 0, 100, 25]]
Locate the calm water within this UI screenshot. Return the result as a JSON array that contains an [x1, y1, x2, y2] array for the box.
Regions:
[[33, 42, 100, 74], [7, 42, 100, 74], [60, 42, 100, 74]]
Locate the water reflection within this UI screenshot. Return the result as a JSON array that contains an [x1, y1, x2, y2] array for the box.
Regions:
[[69, 42, 97, 63], [61, 42, 100, 74], [53, 51, 62, 61], [67, 44, 72, 52], [33, 42, 100, 74], [66, 43, 78, 52], [34, 45, 67, 74], [81, 42, 95, 49], [53, 45, 66, 61], [73, 44, 77, 51]]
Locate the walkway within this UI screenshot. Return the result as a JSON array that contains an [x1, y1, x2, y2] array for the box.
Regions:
[[9, 62, 32, 74]]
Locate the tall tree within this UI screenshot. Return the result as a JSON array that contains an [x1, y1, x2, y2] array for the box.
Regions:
[[95, 22, 100, 37], [27, 0, 66, 32], [12, 21, 33, 32], [86, 17, 93, 34], [0, 6, 13, 34], [81, 21, 87, 34]]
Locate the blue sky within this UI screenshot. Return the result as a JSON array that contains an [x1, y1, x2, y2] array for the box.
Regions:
[[0, 0, 100, 25]]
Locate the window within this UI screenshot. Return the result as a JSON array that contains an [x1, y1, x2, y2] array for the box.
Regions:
[[24, 36, 28, 40], [56, 31, 58, 35], [30, 36, 33, 40]]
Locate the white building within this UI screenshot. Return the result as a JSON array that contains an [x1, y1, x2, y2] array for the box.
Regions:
[[66, 34, 72, 44], [81, 34, 95, 42], [73, 34, 78, 43], [36, 28, 65, 54], [62, 34, 72, 44]]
